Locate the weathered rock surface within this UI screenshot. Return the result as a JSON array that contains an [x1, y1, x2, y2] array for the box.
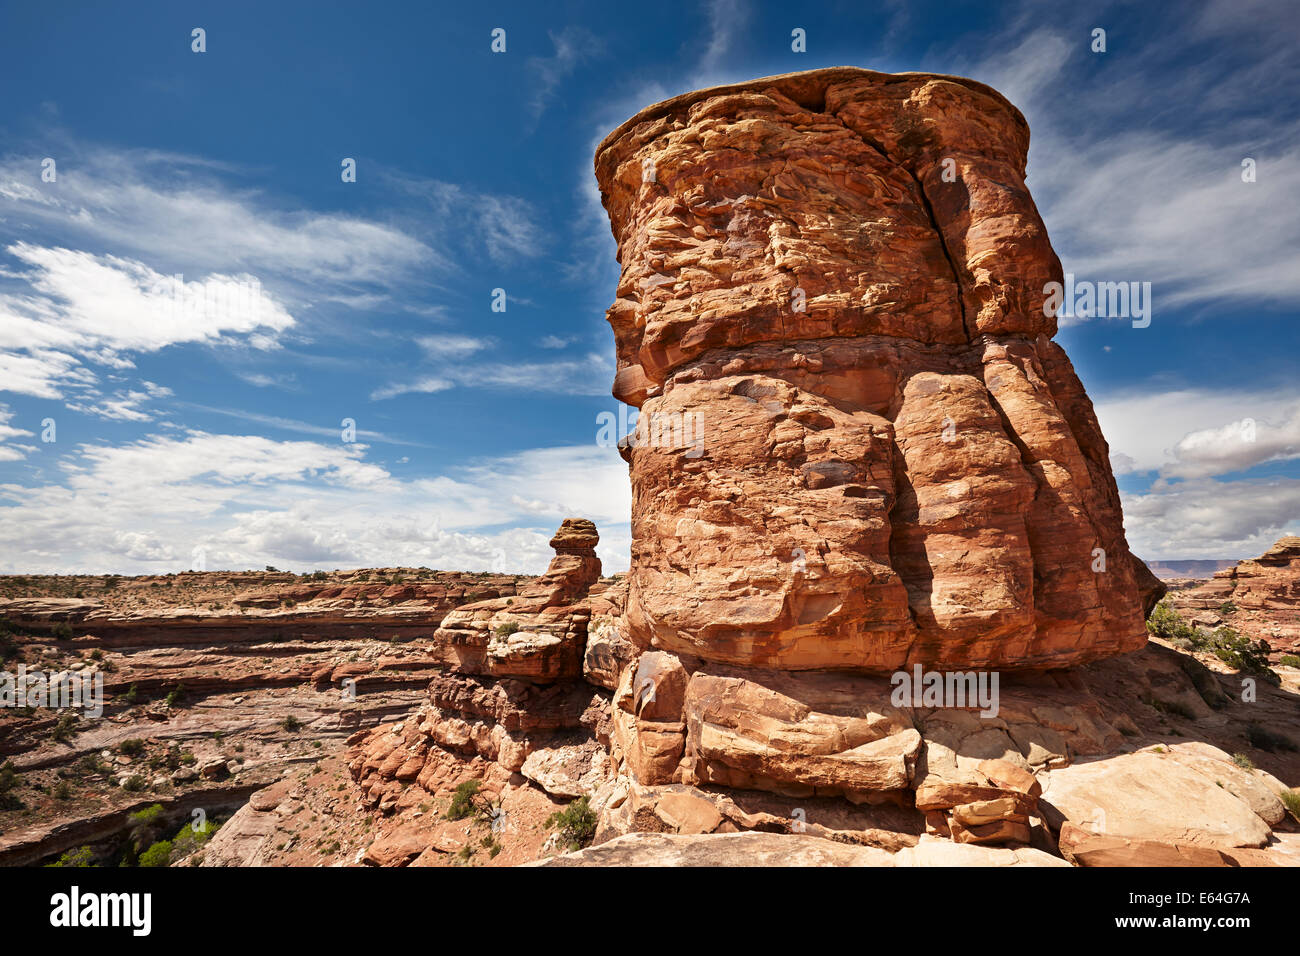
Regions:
[[1174, 536, 1300, 654], [596, 67, 1161, 672], [349, 521, 615, 810], [536, 830, 1067, 867], [1038, 749, 1274, 852]]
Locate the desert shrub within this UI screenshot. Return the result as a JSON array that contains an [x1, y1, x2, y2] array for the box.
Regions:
[[1279, 654, 1300, 668], [280, 715, 302, 732], [1232, 752, 1255, 770], [1246, 723, 1297, 753], [46, 845, 95, 868], [118, 738, 146, 757], [76, 754, 110, 776], [53, 780, 71, 800], [1205, 626, 1277, 681], [1282, 789, 1300, 823], [122, 775, 146, 792], [494, 621, 520, 638], [1146, 600, 1197, 643], [51, 621, 73, 640], [444, 779, 488, 821], [137, 840, 172, 867], [170, 818, 220, 858], [1218, 600, 1238, 615], [52, 712, 78, 743], [546, 797, 597, 851], [164, 684, 185, 708], [1143, 696, 1197, 720], [122, 684, 138, 705]]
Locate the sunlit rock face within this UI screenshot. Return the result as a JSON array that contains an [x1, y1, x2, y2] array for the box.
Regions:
[[595, 67, 1162, 673]]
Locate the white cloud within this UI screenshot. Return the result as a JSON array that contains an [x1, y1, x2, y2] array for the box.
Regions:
[[0, 404, 34, 462], [417, 334, 492, 358], [0, 243, 295, 400], [0, 149, 434, 286], [1123, 476, 1300, 559], [65, 381, 173, 422], [373, 351, 614, 400], [1161, 403, 1300, 480], [526, 26, 605, 119], [0, 430, 630, 575], [1094, 388, 1300, 477]]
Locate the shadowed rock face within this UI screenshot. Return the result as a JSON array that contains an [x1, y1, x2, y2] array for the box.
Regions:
[[596, 67, 1162, 672]]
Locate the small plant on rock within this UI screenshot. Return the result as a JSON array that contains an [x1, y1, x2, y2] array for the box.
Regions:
[[546, 796, 597, 851], [444, 779, 490, 821]]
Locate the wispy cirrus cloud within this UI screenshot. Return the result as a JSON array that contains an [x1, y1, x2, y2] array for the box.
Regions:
[[371, 350, 613, 401]]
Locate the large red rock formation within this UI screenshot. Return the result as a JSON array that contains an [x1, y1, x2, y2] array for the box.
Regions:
[[596, 67, 1161, 672]]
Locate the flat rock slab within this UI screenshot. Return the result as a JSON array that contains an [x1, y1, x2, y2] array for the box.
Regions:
[[1039, 750, 1273, 849]]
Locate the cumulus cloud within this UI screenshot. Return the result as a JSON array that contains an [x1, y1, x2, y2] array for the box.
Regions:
[[1161, 403, 1300, 480], [0, 431, 630, 575], [1095, 388, 1300, 477], [1122, 477, 1300, 560]]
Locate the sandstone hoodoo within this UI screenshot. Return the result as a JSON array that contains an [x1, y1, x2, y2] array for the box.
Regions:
[[596, 67, 1163, 673]]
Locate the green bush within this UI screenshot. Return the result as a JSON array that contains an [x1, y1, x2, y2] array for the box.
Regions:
[[137, 840, 172, 867], [171, 817, 221, 859], [445, 779, 488, 821], [1232, 752, 1255, 770], [280, 715, 302, 732], [546, 797, 597, 851], [46, 845, 95, 868], [52, 713, 78, 743], [118, 738, 145, 757], [1218, 600, 1238, 615], [1279, 654, 1300, 668], [494, 621, 520, 638], [1147, 600, 1196, 642]]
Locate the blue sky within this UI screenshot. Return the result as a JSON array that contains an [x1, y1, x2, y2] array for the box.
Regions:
[[0, 0, 1296, 574]]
